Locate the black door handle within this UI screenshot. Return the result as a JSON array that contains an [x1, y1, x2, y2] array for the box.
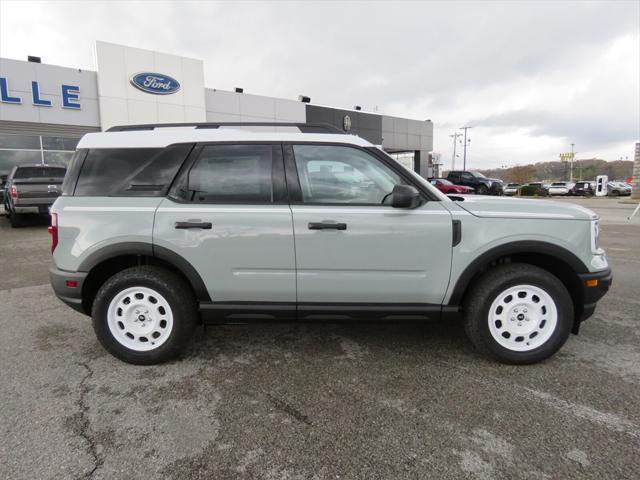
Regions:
[[308, 222, 347, 230], [175, 221, 212, 229]]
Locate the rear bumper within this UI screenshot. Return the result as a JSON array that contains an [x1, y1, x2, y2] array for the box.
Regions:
[[577, 268, 613, 321], [49, 265, 88, 315]]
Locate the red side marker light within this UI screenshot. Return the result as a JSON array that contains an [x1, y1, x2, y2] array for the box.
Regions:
[[66, 280, 78, 288], [48, 213, 58, 254]]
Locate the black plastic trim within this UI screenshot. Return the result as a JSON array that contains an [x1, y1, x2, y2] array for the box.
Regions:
[[578, 268, 612, 309], [452, 220, 462, 246], [200, 301, 296, 321], [76, 241, 211, 302], [49, 265, 87, 314], [107, 122, 345, 134], [199, 301, 443, 322], [152, 245, 211, 301], [297, 302, 442, 321], [447, 241, 590, 305]]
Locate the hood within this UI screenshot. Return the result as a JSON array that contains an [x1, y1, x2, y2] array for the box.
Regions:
[[455, 195, 597, 220]]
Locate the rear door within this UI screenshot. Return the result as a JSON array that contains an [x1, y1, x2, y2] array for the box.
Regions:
[[285, 144, 453, 316], [153, 143, 296, 314]]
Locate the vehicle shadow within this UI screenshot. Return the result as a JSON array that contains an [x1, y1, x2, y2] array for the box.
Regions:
[[184, 318, 479, 364], [0, 213, 50, 228]]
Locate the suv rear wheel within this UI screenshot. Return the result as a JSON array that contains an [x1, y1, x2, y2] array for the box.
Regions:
[[476, 184, 488, 195], [463, 263, 573, 364], [92, 266, 197, 365]]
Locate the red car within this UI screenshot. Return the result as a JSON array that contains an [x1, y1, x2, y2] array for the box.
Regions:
[[429, 178, 475, 194]]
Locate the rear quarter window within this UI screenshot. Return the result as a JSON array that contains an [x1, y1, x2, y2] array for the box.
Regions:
[[73, 144, 193, 196]]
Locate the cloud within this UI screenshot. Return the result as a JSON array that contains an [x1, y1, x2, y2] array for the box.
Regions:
[[0, 0, 638, 168]]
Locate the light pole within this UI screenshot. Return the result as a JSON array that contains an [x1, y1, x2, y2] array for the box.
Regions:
[[460, 126, 472, 170]]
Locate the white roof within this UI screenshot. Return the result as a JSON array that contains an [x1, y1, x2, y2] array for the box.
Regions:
[[77, 126, 374, 149]]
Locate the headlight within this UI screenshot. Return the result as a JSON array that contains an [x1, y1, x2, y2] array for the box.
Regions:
[[591, 219, 600, 253]]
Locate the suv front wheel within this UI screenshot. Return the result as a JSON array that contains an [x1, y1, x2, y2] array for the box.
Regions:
[[463, 263, 573, 364], [92, 266, 198, 364]]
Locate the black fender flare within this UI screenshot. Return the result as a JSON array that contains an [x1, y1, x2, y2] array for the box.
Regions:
[[447, 240, 588, 305], [78, 241, 211, 301]]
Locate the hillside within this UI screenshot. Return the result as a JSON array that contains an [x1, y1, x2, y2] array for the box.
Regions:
[[467, 159, 633, 183]]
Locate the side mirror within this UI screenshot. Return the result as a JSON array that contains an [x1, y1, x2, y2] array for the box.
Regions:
[[391, 184, 421, 209]]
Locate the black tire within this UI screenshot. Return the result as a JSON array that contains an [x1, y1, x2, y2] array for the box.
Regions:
[[8, 209, 23, 227], [477, 185, 488, 195], [463, 263, 573, 365], [92, 266, 198, 365], [609, 190, 619, 197]]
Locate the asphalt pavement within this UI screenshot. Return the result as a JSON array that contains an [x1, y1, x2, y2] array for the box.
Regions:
[[1, 198, 639, 479]]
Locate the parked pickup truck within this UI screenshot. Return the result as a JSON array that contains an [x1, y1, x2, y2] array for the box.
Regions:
[[3, 165, 66, 227], [447, 170, 504, 195]]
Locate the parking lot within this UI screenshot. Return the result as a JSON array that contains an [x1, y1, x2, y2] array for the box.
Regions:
[[1, 197, 639, 480]]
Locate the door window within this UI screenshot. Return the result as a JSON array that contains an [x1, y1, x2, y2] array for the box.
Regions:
[[292, 145, 403, 205], [183, 145, 274, 203]]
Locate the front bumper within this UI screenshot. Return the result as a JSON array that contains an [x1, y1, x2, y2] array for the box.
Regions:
[[49, 265, 88, 315], [577, 268, 613, 322]]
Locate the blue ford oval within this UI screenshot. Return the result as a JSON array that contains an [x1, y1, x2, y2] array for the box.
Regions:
[[130, 73, 181, 95]]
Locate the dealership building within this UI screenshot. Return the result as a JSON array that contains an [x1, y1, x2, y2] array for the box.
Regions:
[[0, 41, 435, 178]]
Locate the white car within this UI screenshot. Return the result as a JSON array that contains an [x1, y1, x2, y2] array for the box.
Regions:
[[503, 183, 520, 196], [548, 182, 575, 196]]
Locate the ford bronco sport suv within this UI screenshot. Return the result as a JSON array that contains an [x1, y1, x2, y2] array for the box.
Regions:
[[49, 123, 612, 365]]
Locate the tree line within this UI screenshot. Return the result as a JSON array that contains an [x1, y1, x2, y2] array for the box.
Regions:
[[475, 159, 633, 184]]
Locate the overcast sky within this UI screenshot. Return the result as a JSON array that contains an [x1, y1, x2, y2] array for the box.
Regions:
[[1, 0, 638, 169]]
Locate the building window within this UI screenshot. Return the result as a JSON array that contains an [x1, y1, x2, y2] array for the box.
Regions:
[[0, 133, 81, 175]]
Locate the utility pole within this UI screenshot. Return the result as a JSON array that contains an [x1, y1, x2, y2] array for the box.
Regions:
[[449, 133, 462, 170], [460, 126, 472, 170], [570, 143, 575, 182]]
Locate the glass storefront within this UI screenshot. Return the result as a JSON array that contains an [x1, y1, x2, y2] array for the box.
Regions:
[[0, 133, 80, 175]]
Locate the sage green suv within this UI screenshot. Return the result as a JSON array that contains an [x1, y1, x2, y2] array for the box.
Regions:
[[49, 123, 612, 365]]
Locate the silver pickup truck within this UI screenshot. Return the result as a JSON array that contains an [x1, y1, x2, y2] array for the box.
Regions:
[[3, 164, 66, 227]]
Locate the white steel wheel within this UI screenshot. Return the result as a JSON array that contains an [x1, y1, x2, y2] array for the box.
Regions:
[[487, 284, 558, 352], [106, 286, 174, 352]]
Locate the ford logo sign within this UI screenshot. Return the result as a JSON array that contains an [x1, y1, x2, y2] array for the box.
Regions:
[[129, 72, 181, 95]]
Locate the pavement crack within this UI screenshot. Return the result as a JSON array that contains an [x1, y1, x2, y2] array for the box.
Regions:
[[265, 393, 313, 426], [76, 362, 103, 479]]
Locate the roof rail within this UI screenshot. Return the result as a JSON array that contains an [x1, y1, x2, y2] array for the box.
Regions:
[[106, 122, 346, 134]]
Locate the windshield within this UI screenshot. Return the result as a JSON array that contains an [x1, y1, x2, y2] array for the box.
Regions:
[[551, 182, 566, 186], [470, 171, 487, 178], [437, 179, 453, 185]]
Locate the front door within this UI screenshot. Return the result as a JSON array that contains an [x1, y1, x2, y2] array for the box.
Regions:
[[153, 143, 296, 316], [286, 144, 453, 316]]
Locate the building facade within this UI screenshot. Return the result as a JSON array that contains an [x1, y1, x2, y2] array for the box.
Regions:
[[0, 41, 434, 178]]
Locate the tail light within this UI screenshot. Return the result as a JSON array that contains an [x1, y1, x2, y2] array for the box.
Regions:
[[10, 185, 17, 199], [48, 213, 58, 254]]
